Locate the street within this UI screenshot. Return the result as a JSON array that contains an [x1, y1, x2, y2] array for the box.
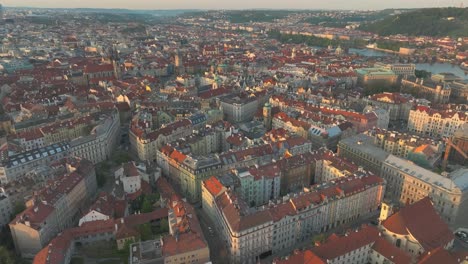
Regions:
[[195, 207, 229, 264]]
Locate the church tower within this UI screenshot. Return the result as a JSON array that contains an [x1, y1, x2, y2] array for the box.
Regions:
[[109, 44, 121, 80], [379, 202, 395, 224], [263, 102, 272, 131]]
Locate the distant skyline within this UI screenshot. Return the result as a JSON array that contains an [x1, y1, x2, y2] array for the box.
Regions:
[[2, 0, 468, 10]]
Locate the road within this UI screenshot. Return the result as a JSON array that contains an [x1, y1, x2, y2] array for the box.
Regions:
[[195, 207, 229, 264]]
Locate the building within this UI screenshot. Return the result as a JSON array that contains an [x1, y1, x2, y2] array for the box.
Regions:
[[356, 68, 397, 86], [375, 62, 416, 76], [115, 162, 142, 194], [10, 159, 97, 257], [70, 110, 120, 164], [407, 106, 466, 138], [379, 198, 455, 258], [0, 142, 70, 184], [275, 225, 412, 264], [233, 163, 281, 207], [445, 123, 468, 166], [402, 77, 451, 104], [381, 155, 468, 229], [203, 175, 385, 264], [129, 177, 212, 264], [365, 92, 413, 121], [130, 118, 193, 162], [33, 209, 168, 264], [337, 134, 390, 174], [220, 93, 260, 123], [366, 128, 443, 168], [79, 192, 128, 226]]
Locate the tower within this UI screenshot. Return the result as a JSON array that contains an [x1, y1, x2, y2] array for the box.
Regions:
[[174, 50, 184, 75], [379, 202, 395, 224], [109, 44, 121, 80], [291, 48, 296, 60], [263, 102, 272, 131]]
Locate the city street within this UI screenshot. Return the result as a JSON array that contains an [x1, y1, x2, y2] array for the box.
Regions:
[[195, 207, 229, 264]]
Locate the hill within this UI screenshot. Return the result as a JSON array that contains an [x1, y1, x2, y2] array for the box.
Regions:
[[359, 8, 468, 37]]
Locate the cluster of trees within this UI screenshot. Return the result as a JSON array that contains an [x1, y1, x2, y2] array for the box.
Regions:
[[360, 8, 468, 37], [226, 11, 293, 23], [131, 193, 160, 213], [268, 30, 367, 48]]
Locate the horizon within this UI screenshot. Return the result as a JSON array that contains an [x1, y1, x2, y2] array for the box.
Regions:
[[2, 0, 468, 11]]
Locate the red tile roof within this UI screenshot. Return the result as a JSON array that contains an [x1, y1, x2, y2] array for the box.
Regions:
[[313, 225, 379, 260], [202, 176, 225, 196], [273, 249, 326, 264], [382, 197, 454, 251]]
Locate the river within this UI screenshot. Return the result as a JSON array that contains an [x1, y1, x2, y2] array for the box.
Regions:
[[349, 48, 468, 80]]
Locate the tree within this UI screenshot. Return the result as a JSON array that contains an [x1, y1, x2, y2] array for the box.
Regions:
[[141, 198, 153, 213], [13, 202, 26, 216], [138, 223, 153, 241], [159, 218, 169, 234], [311, 234, 327, 245], [0, 246, 15, 264]]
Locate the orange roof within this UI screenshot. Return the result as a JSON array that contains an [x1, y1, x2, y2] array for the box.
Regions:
[[273, 249, 326, 264], [203, 176, 225, 196], [312, 225, 379, 261]]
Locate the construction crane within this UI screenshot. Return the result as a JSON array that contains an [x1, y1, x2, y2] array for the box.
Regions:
[[442, 138, 468, 171]]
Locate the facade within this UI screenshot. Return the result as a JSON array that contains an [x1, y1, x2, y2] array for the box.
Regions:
[[234, 163, 281, 207], [356, 68, 397, 86], [0, 142, 70, 184], [220, 94, 259, 123], [70, 110, 120, 164], [402, 77, 451, 104], [381, 155, 468, 229], [10, 159, 97, 257], [130, 118, 193, 162], [365, 92, 413, 121], [204, 175, 385, 264], [407, 106, 467, 138]]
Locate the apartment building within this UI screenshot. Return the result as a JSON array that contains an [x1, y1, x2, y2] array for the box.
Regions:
[[220, 93, 260, 123], [70, 110, 120, 164], [407, 106, 466, 138], [203, 175, 385, 264], [233, 163, 281, 207], [130, 118, 193, 162], [366, 128, 443, 168], [0, 142, 70, 184], [10, 158, 97, 257], [365, 92, 413, 121], [381, 155, 468, 229]]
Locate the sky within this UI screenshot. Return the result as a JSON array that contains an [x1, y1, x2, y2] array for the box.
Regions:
[[2, 0, 468, 10]]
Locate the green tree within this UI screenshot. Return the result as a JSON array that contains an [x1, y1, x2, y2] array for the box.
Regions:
[[13, 202, 26, 216], [159, 218, 169, 234], [138, 223, 153, 241], [141, 198, 153, 213], [0, 246, 15, 264]]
